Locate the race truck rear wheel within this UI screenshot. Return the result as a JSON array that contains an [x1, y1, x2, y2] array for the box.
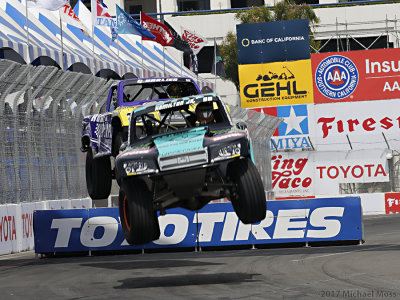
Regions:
[[85, 149, 112, 200], [119, 180, 160, 245], [227, 158, 266, 224]]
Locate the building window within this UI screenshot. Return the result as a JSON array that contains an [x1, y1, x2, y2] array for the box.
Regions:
[[231, 0, 264, 8], [129, 5, 142, 14], [178, 0, 210, 11]]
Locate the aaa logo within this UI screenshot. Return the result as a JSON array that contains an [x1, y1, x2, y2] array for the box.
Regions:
[[315, 55, 359, 100]]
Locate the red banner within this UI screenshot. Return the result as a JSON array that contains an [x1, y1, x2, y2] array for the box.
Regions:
[[312, 48, 400, 104], [385, 193, 400, 214], [140, 12, 173, 46]]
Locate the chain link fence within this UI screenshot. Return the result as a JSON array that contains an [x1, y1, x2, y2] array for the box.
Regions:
[[0, 59, 280, 205], [0, 60, 115, 204]]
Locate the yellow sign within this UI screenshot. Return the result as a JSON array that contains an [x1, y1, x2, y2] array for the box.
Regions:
[[239, 59, 314, 108]]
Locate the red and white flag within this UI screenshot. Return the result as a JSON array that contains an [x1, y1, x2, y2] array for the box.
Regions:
[[60, 4, 90, 35], [181, 26, 207, 55], [27, 0, 68, 11], [91, 0, 115, 27], [140, 12, 173, 46]]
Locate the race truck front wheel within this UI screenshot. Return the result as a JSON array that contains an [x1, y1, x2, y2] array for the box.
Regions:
[[85, 150, 112, 200], [112, 131, 124, 157], [227, 158, 266, 224], [119, 180, 160, 245]]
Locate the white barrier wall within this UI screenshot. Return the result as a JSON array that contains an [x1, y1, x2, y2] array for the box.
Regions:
[[0, 199, 92, 256]]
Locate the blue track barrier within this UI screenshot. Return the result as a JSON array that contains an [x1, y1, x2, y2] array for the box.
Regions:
[[33, 197, 363, 253]]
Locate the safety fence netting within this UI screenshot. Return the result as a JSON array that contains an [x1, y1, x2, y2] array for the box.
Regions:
[[0, 59, 280, 204], [0, 60, 115, 204]]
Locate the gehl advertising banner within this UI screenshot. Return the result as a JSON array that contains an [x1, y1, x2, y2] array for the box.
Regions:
[[239, 60, 314, 108], [312, 48, 400, 103], [236, 19, 312, 109]]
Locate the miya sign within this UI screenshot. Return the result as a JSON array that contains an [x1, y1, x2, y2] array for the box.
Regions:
[[312, 48, 400, 103]]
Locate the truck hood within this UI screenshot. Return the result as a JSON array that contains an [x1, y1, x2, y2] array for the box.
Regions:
[[153, 127, 207, 157]]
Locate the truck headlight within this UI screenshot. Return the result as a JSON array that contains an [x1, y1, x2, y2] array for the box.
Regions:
[[211, 143, 241, 162], [123, 161, 154, 175]]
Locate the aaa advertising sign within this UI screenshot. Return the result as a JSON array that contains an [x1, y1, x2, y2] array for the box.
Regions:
[[255, 104, 314, 150], [237, 19, 310, 65], [315, 99, 400, 150], [239, 60, 314, 108], [312, 48, 400, 103]]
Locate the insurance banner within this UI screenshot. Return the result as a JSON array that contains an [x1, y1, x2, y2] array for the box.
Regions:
[[312, 48, 400, 103], [34, 198, 363, 253], [239, 59, 314, 108], [237, 19, 310, 65]]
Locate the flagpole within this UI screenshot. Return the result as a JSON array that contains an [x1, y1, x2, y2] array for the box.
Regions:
[[117, 34, 120, 62], [25, 0, 31, 61], [214, 37, 217, 92], [163, 46, 166, 76], [140, 12, 144, 67], [181, 54, 183, 76], [92, 23, 96, 75], [59, 10, 64, 71]]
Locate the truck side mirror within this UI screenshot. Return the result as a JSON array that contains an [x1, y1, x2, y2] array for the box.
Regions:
[[120, 142, 128, 152], [236, 122, 247, 130]]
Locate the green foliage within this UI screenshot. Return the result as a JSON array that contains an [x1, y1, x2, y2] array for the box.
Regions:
[[220, 32, 239, 88], [220, 1, 320, 90]]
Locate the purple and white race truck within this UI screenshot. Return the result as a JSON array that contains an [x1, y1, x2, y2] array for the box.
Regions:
[[80, 77, 203, 200]]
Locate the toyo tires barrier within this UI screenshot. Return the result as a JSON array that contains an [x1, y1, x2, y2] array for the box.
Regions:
[[34, 197, 363, 253]]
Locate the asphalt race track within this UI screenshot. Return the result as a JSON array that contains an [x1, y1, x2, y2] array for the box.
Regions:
[[0, 214, 400, 300]]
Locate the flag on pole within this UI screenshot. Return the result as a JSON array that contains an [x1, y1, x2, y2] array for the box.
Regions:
[[140, 12, 173, 46], [98, 0, 107, 8], [27, 0, 68, 10], [190, 54, 198, 75], [181, 26, 207, 55], [60, 4, 89, 35], [163, 20, 192, 55], [115, 5, 155, 39], [91, 0, 115, 27], [211, 40, 226, 78], [111, 26, 118, 43]]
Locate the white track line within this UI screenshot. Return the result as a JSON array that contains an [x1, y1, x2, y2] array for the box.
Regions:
[[291, 244, 398, 262]]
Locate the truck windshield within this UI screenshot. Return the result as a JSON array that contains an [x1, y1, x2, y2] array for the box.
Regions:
[[123, 81, 199, 103], [130, 99, 230, 143]]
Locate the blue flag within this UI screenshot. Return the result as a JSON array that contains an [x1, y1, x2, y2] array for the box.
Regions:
[[111, 26, 118, 43], [116, 5, 155, 39]]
